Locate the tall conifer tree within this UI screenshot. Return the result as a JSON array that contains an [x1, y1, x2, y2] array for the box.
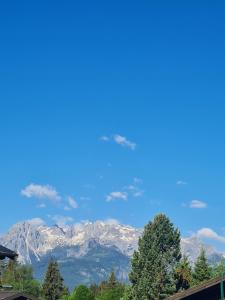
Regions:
[[42, 259, 66, 300], [129, 214, 181, 300], [192, 249, 211, 285]]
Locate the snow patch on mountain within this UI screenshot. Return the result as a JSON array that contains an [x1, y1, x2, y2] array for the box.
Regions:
[[0, 219, 223, 266], [0, 220, 141, 264]]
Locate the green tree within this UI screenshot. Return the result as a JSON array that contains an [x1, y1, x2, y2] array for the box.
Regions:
[[96, 285, 125, 300], [129, 214, 181, 300], [107, 271, 117, 289], [42, 259, 67, 300], [212, 258, 225, 278], [69, 285, 94, 300], [121, 286, 132, 300], [1, 260, 40, 297], [90, 283, 100, 297], [192, 249, 212, 285], [91, 272, 125, 300], [174, 256, 192, 291]]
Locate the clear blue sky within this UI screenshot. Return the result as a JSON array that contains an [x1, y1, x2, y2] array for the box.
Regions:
[[1, 0, 225, 248]]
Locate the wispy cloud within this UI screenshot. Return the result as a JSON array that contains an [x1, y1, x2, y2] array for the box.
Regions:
[[106, 191, 128, 202], [124, 178, 144, 198], [190, 200, 207, 209], [27, 218, 45, 226], [49, 215, 74, 227], [113, 134, 136, 150], [176, 180, 188, 185], [68, 196, 78, 209], [100, 134, 136, 150], [21, 183, 61, 202], [104, 218, 120, 225], [196, 228, 225, 244]]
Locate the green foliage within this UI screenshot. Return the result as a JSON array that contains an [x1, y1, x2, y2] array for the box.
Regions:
[[107, 272, 117, 289], [129, 214, 181, 299], [42, 258, 67, 300], [212, 258, 225, 278], [1, 260, 41, 297], [69, 285, 94, 300], [192, 249, 212, 285], [174, 256, 192, 291], [90, 272, 125, 300], [121, 286, 132, 300], [96, 285, 124, 300]]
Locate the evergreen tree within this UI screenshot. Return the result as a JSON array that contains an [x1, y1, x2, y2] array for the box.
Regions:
[[42, 259, 67, 300], [91, 272, 125, 300], [192, 249, 212, 285], [212, 258, 225, 278], [69, 285, 94, 300], [129, 214, 181, 300], [174, 256, 192, 291], [96, 285, 125, 300], [107, 271, 117, 289]]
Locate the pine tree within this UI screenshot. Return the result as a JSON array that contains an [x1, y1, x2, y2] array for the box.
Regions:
[[129, 214, 181, 300], [91, 272, 125, 300], [107, 271, 117, 289], [174, 256, 192, 291], [95, 285, 125, 300], [192, 249, 212, 285], [42, 259, 66, 300]]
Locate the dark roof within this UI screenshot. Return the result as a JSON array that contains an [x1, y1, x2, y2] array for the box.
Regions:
[[166, 277, 224, 300], [0, 291, 37, 300], [0, 246, 18, 260]]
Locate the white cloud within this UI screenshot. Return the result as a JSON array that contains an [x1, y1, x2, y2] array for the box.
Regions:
[[190, 200, 207, 209], [27, 218, 45, 226], [176, 180, 188, 185], [126, 185, 136, 191], [113, 134, 136, 150], [196, 228, 225, 244], [106, 191, 128, 202], [133, 191, 144, 197], [100, 134, 136, 150], [21, 183, 61, 202], [104, 218, 120, 225], [68, 196, 78, 209], [49, 215, 74, 227], [124, 178, 144, 198]]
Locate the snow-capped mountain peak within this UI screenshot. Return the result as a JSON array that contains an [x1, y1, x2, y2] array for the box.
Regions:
[[0, 220, 141, 264]]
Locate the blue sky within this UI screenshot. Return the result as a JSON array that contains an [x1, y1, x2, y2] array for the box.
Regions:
[[1, 0, 225, 249]]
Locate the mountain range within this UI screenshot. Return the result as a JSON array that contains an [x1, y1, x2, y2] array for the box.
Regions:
[[0, 219, 223, 290]]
